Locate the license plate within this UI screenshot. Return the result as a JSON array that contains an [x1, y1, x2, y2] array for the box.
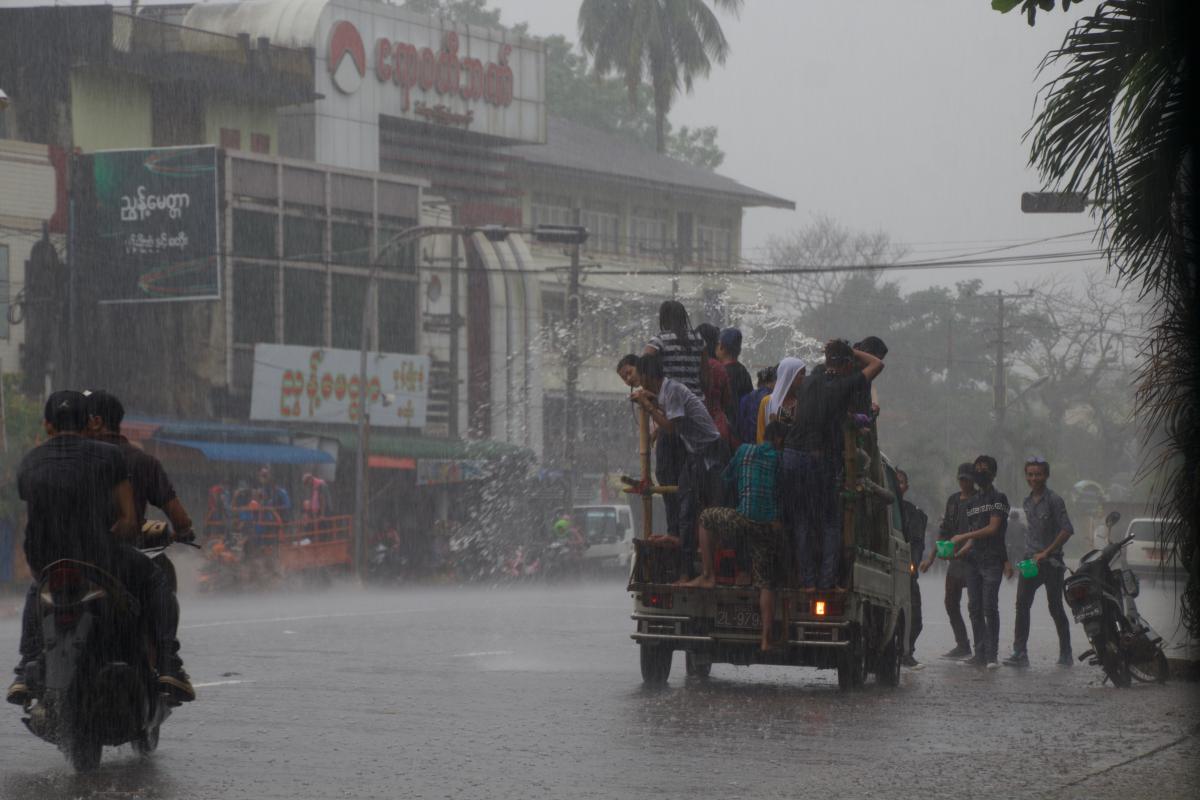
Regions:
[[1074, 603, 1101, 622], [716, 604, 761, 629]]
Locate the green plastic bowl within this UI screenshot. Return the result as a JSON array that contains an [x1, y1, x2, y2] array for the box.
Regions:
[[1017, 559, 1039, 579], [936, 540, 955, 558]]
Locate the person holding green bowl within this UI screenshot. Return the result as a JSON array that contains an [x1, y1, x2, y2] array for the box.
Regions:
[[921, 462, 978, 660], [1002, 456, 1075, 668]]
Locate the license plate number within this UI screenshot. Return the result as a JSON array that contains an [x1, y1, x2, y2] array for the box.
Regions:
[[716, 605, 761, 629], [1074, 603, 1101, 622]]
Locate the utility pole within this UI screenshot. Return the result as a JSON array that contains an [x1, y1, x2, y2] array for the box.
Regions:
[[563, 207, 582, 509], [991, 290, 1033, 461], [447, 230, 461, 440]]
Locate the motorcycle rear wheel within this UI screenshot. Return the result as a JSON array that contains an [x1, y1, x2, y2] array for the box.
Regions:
[[1100, 619, 1132, 688], [133, 723, 160, 756], [67, 733, 102, 772]]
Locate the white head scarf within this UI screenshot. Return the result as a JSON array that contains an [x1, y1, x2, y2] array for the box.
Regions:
[[767, 356, 808, 421]]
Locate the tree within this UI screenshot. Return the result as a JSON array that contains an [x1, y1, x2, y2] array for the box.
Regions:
[[399, 0, 502, 26], [999, 0, 1199, 634], [667, 125, 724, 170], [578, 0, 744, 153]]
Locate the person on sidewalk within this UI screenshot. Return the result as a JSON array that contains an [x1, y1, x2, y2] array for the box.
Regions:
[[921, 463, 978, 659], [896, 467, 928, 668], [951, 455, 1010, 668], [1003, 456, 1075, 668]]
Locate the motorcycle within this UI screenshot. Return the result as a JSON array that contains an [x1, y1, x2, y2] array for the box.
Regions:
[[19, 522, 196, 770], [1064, 512, 1169, 687]]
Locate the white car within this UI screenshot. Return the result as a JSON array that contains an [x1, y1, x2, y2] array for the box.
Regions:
[[576, 505, 636, 569], [1121, 518, 1183, 577]]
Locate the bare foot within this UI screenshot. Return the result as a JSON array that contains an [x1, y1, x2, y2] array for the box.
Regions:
[[674, 574, 716, 589]]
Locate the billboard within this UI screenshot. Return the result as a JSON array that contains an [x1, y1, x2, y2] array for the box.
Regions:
[[81, 146, 220, 303], [250, 344, 430, 429]]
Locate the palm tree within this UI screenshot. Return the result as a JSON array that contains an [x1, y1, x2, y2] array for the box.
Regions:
[[1015, 0, 1197, 633], [578, 0, 744, 153]]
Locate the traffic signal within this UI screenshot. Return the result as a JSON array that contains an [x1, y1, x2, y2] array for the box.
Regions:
[[1021, 192, 1088, 213]]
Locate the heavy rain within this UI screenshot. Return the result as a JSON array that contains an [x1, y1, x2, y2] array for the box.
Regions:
[[0, 0, 1196, 798]]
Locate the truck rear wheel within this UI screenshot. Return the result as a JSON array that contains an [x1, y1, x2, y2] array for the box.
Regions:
[[837, 626, 865, 691], [685, 652, 711, 679], [876, 618, 903, 687], [640, 644, 673, 686]]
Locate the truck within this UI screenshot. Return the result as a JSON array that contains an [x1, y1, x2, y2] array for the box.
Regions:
[[626, 413, 912, 690]]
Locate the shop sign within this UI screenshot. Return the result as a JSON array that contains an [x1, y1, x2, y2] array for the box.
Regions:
[[250, 344, 429, 428], [317, 1, 544, 145], [78, 146, 220, 303], [416, 459, 485, 486]]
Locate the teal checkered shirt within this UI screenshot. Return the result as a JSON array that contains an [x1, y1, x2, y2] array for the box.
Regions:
[[723, 441, 780, 524]]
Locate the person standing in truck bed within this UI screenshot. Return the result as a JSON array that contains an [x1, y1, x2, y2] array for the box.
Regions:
[[677, 422, 788, 652]]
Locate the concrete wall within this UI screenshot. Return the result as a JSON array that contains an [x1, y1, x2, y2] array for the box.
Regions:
[[69, 70, 153, 152], [0, 139, 58, 373], [205, 100, 279, 155]]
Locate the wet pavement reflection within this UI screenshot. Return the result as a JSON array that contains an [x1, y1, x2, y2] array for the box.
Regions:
[[1, 569, 1196, 799]]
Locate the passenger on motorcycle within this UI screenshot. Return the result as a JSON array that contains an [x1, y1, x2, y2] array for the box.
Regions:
[[83, 390, 196, 699], [6, 391, 194, 706]]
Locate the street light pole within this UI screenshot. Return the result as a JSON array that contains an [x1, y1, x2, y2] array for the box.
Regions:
[[564, 207, 582, 510]]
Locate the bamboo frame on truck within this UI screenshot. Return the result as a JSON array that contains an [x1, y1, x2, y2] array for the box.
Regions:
[[624, 404, 676, 539]]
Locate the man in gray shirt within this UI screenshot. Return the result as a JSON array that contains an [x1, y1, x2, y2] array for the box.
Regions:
[[632, 353, 726, 578], [1003, 456, 1075, 667]]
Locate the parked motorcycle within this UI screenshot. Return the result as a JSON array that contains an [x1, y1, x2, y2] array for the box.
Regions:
[[19, 523, 195, 770], [1064, 512, 1169, 687]]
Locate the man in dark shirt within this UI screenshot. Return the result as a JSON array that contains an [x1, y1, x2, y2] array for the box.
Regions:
[[951, 455, 1010, 668], [7, 391, 193, 706], [84, 391, 196, 696], [896, 468, 928, 667], [782, 339, 884, 588], [717, 328, 754, 408], [1003, 457, 1075, 667], [921, 463, 976, 658], [85, 391, 192, 532]]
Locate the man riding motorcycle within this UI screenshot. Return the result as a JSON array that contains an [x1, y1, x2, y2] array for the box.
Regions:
[[6, 391, 194, 706]]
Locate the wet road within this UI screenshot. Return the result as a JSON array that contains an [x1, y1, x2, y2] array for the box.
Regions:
[[1, 566, 1196, 800]]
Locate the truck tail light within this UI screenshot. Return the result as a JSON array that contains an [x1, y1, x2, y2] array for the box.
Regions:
[[644, 592, 673, 610]]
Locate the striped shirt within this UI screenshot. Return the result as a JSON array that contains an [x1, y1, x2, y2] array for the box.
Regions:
[[647, 331, 705, 397]]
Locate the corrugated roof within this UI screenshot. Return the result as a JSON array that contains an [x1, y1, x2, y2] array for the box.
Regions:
[[503, 116, 794, 209]]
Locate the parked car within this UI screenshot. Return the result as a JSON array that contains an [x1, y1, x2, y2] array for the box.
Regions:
[[576, 505, 636, 570], [1121, 518, 1183, 578]]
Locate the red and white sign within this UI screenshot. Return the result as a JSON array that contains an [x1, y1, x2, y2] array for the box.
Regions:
[[310, 0, 544, 171]]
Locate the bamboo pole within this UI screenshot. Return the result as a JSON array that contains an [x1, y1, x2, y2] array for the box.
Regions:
[[639, 405, 653, 538]]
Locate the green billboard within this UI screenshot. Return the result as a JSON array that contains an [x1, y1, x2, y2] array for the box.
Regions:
[[83, 146, 220, 303]]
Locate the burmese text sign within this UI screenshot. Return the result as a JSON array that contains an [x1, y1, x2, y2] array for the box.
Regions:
[[250, 344, 429, 428], [79, 146, 220, 302]]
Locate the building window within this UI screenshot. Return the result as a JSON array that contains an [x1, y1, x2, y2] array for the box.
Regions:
[[250, 133, 271, 154], [232, 262, 277, 345], [283, 268, 325, 346], [696, 222, 733, 266], [531, 193, 573, 228], [378, 279, 417, 354], [582, 206, 620, 254], [233, 210, 277, 258], [377, 222, 418, 272], [332, 221, 370, 267], [283, 215, 324, 262], [0, 244, 8, 340], [331, 274, 367, 350], [220, 128, 242, 150], [631, 210, 669, 258]]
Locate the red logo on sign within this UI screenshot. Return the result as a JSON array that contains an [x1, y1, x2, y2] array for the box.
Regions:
[[328, 20, 366, 94]]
